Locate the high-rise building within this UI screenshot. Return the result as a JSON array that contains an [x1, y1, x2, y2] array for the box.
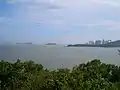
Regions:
[[102, 39, 105, 44], [95, 40, 101, 45], [104, 40, 112, 44], [108, 40, 112, 43], [89, 41, 94, 45]]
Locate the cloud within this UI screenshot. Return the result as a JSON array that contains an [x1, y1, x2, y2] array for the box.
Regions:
[[7, 0, 120, 31], [93, 0, 120, 7], [26, 2, 61, 10], [2, 0, 120, 43], [0, 17, 12, 23], [7, 0, 62, 10], [8, 0, 117, 10], [51, 0, 120, 9], [82, 20, 120, 31]]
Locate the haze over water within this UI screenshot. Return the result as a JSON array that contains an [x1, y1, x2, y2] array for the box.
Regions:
[[0, 45, 120, 69]]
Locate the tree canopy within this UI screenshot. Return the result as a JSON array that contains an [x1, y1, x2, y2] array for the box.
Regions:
[[0, 59, 120, 90]]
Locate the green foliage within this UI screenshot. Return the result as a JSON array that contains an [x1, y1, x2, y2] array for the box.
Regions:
[[0, 59, 120, 90]]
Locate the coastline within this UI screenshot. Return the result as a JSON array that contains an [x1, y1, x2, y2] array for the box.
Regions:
[[67, 44, 120, 48]]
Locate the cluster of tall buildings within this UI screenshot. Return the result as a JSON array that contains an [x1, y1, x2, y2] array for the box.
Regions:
[[88, 40, 112, 45]]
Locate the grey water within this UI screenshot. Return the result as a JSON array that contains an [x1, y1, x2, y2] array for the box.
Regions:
[[0, 45, 120, 69]]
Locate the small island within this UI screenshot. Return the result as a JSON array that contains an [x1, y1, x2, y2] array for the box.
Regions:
[[46, 43, 57, 45], [67, 40, 120, 47], [16, 42, 33, 45]]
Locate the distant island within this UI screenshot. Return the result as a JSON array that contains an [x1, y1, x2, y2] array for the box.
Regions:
[[16, 42, 33, 45], [67, 40, 120, 47], [46, 43, 57, 45]]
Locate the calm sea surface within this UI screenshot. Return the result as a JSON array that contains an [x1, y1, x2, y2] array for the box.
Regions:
[[0, 45, 120, 69]]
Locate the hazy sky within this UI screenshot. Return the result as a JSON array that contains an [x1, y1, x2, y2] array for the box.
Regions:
[[0, 0, 120, 44]]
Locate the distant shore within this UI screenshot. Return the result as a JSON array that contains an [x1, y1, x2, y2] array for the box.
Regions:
[[67, 40, 120, 47], [67, 44, 120, 47]]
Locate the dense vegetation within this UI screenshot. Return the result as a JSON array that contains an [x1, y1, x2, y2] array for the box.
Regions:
[[1, 59, 120, 90]]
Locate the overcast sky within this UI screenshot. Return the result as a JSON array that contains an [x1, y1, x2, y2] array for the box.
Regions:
[[0, 0, 120, 44]]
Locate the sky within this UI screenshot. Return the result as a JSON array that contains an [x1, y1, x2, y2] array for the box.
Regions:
[[0, 0, 120, 44]]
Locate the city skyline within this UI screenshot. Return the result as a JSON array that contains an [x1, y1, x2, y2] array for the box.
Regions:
[[1, 0, 120, 44], [87, 39, 112, 45]]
